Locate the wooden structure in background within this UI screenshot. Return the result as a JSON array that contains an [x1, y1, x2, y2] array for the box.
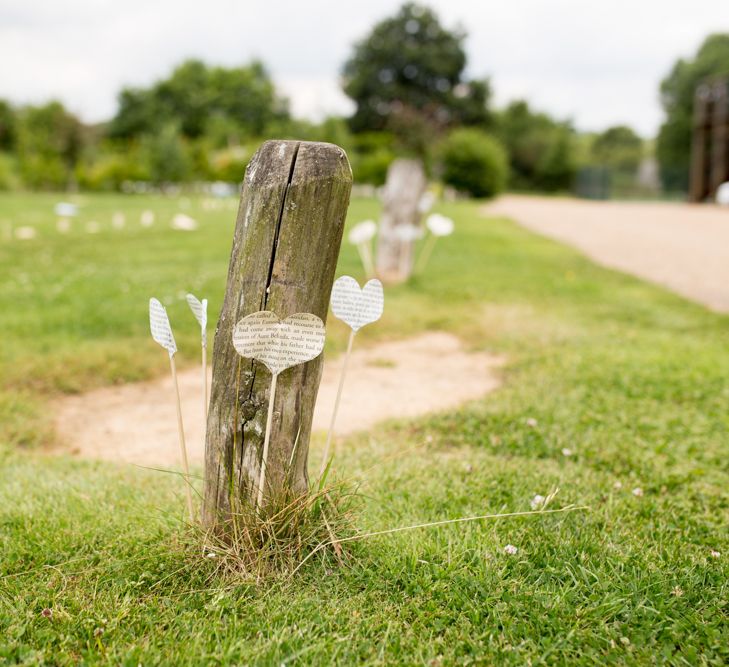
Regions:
[[690, 77, 729, 202], [203, 140, 351, 525], [376, 158, 426, 282]]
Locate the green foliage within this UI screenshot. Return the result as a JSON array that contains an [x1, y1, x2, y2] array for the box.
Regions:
[[0, 152, 19, 190], [15, 101, 84, 190], [495, 100, 577, 192], [0, 195, 727, 663], [656, 33, 729, 191], [352, 147, 395, 185], [342, 2, 491, 152], [108, 59, 287, 142], [591, 125, 644, 171], [75, 146, 149, 191], [0, 99, 17, 151], [143, 123, 193, 184], [439, 128, 508, 198], [205, 145, 252, 183]]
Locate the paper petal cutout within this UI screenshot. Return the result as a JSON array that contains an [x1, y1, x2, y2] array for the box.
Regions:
[[186, 293, 208, 345], [348, 220, 377, 245], [330, 276, 384, 332], [426, 213, 455, 237], [232, 311, 325, 376], [149, 298, 177, 357]]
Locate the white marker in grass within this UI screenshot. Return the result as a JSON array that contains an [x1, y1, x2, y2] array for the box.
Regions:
[[348, 220, 377, 279], [320, 276, 384, 475], [232, 311, 326, 508], [186, 294, 209, 424], [149, 298, 194, 521], [416, 213, 454, 274]]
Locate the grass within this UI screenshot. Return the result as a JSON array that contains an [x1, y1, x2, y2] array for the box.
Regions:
[[1, 191, 728, 664]]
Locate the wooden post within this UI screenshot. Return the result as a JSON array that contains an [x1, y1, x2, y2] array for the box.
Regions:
[[710, 80, 729, 196], [689, 85, 710, 202], [375, 158, 426, 283], [202, 140, 352, 526]]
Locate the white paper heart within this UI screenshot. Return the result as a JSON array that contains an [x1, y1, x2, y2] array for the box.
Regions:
[[232, 311, 325, 376], [348, 220, 377, 245], [149, 298, 177, 357], [330, 276, 384, 332], [426, 213, 454, 237], [186, 293, 208, 344]]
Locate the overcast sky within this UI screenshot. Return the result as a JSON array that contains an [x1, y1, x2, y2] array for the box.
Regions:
[[1, 0, 727, 136]]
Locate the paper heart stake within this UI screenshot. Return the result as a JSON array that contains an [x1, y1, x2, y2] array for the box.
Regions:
[[416, 213, 455, 274], [348, 220, 377, 279], [149, 298, 193, 521], [330, 276, 384, 332], [232, 311, 326, 507], [186, 294, 209, 425], [150, 298, 177, 357], [320, 276, 385, 475]]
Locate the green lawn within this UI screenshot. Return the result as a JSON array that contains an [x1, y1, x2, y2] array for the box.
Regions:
[[0, 192, 727, 665]]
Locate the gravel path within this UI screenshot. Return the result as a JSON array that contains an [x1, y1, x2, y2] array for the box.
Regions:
[[484, 195, 729, 313], [52, 332, 503, 467]]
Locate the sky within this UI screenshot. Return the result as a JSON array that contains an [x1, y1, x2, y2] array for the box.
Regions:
[[1, 0, 727, 137]]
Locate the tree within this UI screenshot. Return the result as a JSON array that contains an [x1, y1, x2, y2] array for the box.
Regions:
[[0, 99, 17, 151], [591, 125, 644, 171], [342, 2, 491, 145], [108, 59, 288, 142], [656, 34, 729, 190], [494, 100, 576, 192], [16, 101, 84, 189], [144, 123, 192, 183]]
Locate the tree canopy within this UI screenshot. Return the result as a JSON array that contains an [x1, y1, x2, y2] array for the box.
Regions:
[[108, 59, 288, 143], [342, 3, 491, 140], [591, 125, 644, 171], [656, 34, 729, 190], [494, 101, 576, 192]]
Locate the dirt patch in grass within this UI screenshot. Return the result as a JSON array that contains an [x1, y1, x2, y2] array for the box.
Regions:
[[51, 332, 504, 467]]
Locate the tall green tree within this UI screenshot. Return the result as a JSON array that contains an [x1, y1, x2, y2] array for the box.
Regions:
[[342, 2, 491, 146], [494, 100, 576, 192], [16, 101, 84, 189], [591, 125, 644, 171], [656, 34, 729, 190], [108, 59, 287, 142], [0, 99, 17, 151]]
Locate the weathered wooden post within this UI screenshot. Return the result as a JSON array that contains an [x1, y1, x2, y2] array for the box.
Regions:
[[375, 158, 426, 282], [202, 140, 352, 527]]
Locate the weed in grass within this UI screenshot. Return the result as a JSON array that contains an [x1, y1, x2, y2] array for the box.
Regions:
[[197, 482, 359, 581]]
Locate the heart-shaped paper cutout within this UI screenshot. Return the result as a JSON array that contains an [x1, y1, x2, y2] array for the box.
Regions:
[[348, 220, 377, 245], [186, 293, 208, 344], [426, 213, 454, 237], [232, 311, 325, 376], [149, 298, 177, 357], [330, 276, 384, 332]]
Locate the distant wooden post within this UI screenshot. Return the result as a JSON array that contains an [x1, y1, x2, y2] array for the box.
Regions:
[[690, 78, 729, 202], [376, 158, 426, 282], [202, 140, 352, 526]]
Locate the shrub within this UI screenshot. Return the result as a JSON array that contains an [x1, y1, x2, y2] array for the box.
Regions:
[[352, 148, 395, 185], [439, 129, 508, 198], [0, 152, 19, 190]]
